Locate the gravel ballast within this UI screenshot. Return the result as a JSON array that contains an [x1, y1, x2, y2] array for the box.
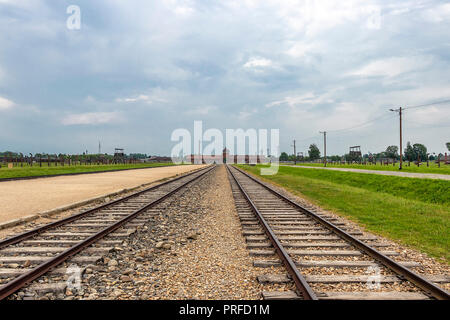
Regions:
[[8, 165, 263, 300], [239, 168, 450, 292], [0, 165, 205, 224]]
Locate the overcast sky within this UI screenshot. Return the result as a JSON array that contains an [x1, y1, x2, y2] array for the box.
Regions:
[[0, 0, 449, 156]]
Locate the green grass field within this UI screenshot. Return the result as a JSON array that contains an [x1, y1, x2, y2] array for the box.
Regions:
[[290, 162, 450, 174], [0, 162, 177, 180], [237, 164, 450, 263]]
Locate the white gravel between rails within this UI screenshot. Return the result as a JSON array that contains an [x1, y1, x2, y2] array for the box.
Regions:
[[146, 165, 262, 299]]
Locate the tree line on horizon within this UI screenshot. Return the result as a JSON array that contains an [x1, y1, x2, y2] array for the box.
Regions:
[[280, 142, 450, 162], [0, 151, 150, 161]]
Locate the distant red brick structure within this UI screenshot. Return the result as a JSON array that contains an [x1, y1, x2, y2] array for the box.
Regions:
[[188, 148, 266, 164]]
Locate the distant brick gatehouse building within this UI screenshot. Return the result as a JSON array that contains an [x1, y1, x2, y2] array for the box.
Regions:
[[188, 148, 267, 164]]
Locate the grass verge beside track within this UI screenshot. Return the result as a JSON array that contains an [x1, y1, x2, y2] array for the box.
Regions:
[[0, 162, 177, 180], [237, 164, 450, 263], [290, 162, 450, 175]]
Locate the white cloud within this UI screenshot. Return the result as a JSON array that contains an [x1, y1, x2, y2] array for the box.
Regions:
[[185, 105, 218, 115], [174, 6, 194, 16], [163, 0, 195, 16], [237, 111, 252, 120], [372, 85, 450, 108], [116, 93, 168, 104], [407, 106, 450, 127], [2, 0, 450, 154], [116, 94, 151, 103], [281, 101, 376, 136], [61, 112, 121, 125], [422, 3, 450, 23], [285, 42, 317, 58], [243, 57, 273, 69], [347, 56, 433, 78], [323, 102, 370, 130], [266, 92, 335, 108], [257, 0, 384, 37], [0, 96, 14, 110]]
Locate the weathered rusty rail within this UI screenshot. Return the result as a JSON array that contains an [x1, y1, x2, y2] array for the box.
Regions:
[[227, 165, 449, 300], [0, 165, 215, 300]]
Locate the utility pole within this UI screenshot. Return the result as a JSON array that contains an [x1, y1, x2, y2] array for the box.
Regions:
[[319, 131, 327, 167], [198, 140, 201, 164], [390, 107, 403, 170], [98, 141, 101, 155], [291, 140, 297, 165]]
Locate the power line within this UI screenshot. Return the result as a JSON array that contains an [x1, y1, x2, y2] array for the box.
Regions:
[[295, 113, 395, 143], [293, 98, 450, 155], [404, 98, 450, 110], [402, 118, 450, 128], [324, 98, 450, 134], [295, 134, 321, 142], [327, 112, 396, 134]]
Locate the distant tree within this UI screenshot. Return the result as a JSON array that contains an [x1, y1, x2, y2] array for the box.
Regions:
[[404, 142, 415, 161], [279, 152, 289, 161], [330, 155, 341, 161], [0, 151, 19, 157], [446, 142, 450, 151], [412, 143, 427, 161], [308, 144, 321, 160], [385, 145, 399, 160], [129, 153, 148, 159]]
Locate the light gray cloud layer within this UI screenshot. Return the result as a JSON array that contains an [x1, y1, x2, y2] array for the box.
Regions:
[[0, 0, 449, 155]]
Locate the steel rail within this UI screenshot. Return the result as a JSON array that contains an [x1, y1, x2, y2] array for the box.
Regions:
[[226, 165, 317, 300], [232, 165, 450, 300], [0, 165, 215, 300], [0, 165, 210, 250]]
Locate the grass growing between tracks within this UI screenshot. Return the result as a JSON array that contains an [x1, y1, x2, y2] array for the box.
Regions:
[[290, 162, 450, 175], [237, 165, 450, 263], [0, 162, 177, 180]]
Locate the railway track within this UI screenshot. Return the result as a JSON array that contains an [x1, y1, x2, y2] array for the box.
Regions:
[[226, 165, 450, 300], [0, 165, 215, 300]]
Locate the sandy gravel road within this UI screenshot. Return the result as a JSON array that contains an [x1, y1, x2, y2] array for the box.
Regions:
[[0, 165, 205, 224]]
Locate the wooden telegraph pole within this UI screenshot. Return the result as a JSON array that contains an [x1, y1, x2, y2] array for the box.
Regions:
[[292, 140, 297, 165], [319, 131, 327, 167], [390, 107, 403, 170]]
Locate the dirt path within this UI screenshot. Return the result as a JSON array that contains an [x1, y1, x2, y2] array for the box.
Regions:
[[285, 165, 450, 180], [0, 165, 205, 224]]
